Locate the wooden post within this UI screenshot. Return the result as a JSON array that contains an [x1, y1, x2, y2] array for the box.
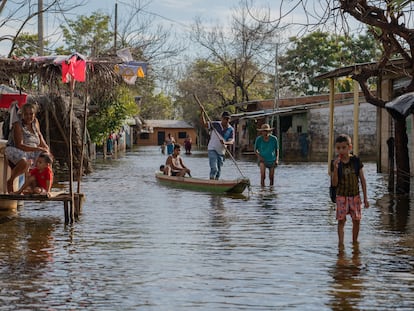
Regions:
[[353, 80, 359, 155], [69, 79, 75, 222], [328, 78, 335, 174], [45, 106, 50, 147], [2, 153, 7, 194], [64, 201, 69, 224], [77, 84, 88, 193], [74, 193, 84, 219]]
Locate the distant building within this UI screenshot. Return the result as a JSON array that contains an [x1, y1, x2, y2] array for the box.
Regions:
[[136, 119, 196, 147], [232, 92, 377, 161]]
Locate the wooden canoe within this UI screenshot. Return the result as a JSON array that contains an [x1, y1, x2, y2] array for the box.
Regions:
[[155, 172, 250, 194]]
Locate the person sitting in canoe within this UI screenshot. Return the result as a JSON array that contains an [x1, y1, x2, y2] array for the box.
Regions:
[[164, 144, 191, 177]]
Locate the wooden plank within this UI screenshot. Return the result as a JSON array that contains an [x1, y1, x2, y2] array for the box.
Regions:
[[0, 191, 71, 201], [0, 191, 85, 224]]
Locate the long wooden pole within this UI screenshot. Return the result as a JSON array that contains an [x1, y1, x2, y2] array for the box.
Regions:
[[69, 79, 75, 222], [353, 80, 359, 155], [193, 94, 247, 180], [77, 82, 88, 193], [114, 2, 118, 53], [37, 0, 44, 56]]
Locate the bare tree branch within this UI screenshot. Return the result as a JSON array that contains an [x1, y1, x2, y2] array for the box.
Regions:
[[0, 0, 85, 57]]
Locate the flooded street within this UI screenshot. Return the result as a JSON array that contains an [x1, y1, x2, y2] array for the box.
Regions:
[[1, 146, 414, 310]]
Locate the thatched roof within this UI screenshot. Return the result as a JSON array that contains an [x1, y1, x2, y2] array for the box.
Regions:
[[0, 55, 124, 92], [0, 55, 130, 175]]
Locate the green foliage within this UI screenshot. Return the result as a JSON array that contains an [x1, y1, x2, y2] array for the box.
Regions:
[[175, 60, 232, 127], [337, 77, 354, 93], [87, 86, 138, 145], [59, 12, 113, 57], [279, 31, 382, 95], [139, 92, 174, 120], [176, 59, 268, 127], [12, 33, 49, 57], [9, 33, 51, 91]]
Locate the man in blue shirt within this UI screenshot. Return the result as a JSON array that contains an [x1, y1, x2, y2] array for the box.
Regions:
[[201, 111, 234, 180]]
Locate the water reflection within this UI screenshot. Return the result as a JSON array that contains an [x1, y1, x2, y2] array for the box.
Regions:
[[329, 244, 363, 310], [0, 216, 57, 272], [376, 193, 412, 232], [257, 186, 278, 210], [0, 208, 17, 224], [209, 195, 231, 248], [0, 214, 58, 308], [1, 148, 414, 309]]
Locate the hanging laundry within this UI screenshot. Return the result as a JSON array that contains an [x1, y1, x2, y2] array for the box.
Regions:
[[61, 53, 87, 83]]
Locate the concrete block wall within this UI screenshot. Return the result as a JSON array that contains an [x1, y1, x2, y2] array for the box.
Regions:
[[307, 103, 377, 161]]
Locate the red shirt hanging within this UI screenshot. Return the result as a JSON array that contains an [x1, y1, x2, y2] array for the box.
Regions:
[[61, 54, 86, 83]]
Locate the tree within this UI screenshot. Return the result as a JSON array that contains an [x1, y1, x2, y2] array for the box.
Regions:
[[113, 0, 183, 65], [279, 31, 382, 95], [59, 12, 113, 57], [111, 1, 184, 119], [0, 0, 83, 57], [279, 31, 340, 95], [139, 92, 174, 120], [175, 60, 235, 126], [12, 33, 48, 57], [244, 0, 414, 192], [337, 0, 414, 193], [87, 86, 138, 144], [271, 0, 413, 193], [191, 3, 278, 105]]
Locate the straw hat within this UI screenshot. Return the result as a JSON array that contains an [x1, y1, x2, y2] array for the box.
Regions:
[[258, 123, 273, 131]]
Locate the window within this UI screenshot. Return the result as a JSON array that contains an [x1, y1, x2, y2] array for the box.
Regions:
[[297, 126, 302, 134], [140, 133, 149, 139], [178, 132, 187, 139]]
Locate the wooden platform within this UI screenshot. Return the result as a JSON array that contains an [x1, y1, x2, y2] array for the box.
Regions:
[[0, 191, 85, 223]]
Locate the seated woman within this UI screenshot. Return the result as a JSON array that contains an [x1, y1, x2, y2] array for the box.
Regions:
[[164, 144, 191, 177], [5, 103, 50, 193]]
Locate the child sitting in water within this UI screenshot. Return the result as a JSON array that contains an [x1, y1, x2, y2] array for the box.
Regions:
[[14, 152, 54, 197]]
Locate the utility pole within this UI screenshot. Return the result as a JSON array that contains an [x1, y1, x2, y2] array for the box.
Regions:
[[38, 0, 44, 56], [272, 42, 280, 138], [114, 1, 118, 53], [234, 58, 237, 103]]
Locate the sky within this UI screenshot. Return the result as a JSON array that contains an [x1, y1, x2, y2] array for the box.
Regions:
[[0, 0, 322, 56], [83, 0, 277, 29]]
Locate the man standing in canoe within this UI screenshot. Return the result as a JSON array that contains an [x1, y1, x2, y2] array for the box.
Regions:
[[254, 123, 279, 187], [201, 110, 234, 180]]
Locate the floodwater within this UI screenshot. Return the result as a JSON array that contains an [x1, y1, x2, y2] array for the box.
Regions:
[[0, 146, 414, 310]]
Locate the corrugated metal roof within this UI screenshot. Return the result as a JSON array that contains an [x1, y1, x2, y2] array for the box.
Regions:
[[315, 58, 408, 80], [232, 104, 310, 120], [144, 119, 194, 128]]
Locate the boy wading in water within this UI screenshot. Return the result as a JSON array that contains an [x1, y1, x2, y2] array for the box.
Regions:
[[331, 134, 369, 248]]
